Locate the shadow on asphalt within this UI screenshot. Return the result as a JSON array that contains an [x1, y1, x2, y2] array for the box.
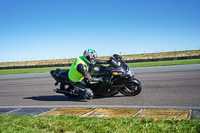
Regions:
[[24, 95, 85, 102], [24, 95, 123, 102]]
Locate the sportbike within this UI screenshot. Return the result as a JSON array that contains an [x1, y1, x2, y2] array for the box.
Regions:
[[50, 54, 142, 99]]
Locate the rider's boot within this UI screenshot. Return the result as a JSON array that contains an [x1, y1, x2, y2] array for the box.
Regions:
[[84, 88, 94, 100], [74, 86, 93, 100]]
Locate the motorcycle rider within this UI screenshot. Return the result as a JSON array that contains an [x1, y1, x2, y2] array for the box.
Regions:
[[68, 49, 111, 99]]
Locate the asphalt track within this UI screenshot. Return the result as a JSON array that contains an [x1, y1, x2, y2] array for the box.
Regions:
[[0, 64, 200, 118]]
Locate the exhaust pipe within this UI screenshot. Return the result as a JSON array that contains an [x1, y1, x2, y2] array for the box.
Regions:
[[54, 88, 71, 95]]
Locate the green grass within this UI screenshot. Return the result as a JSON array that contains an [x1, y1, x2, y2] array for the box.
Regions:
[[127, 58, 200, 68], [0, 114, 200, 133], [0, 59, 200, 75], [0, 66, 70, 75]]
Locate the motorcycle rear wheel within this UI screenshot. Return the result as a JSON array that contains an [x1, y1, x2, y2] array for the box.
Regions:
[[119, 83, 142, 96]]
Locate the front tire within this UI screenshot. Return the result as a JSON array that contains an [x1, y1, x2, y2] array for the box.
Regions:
[[119, 83, 142, 96]]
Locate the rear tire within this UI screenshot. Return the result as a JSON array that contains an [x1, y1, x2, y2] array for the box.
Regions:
[[119, 83, 142, 96]]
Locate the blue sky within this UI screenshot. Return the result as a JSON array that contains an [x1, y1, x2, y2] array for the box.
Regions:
[[0, 0, 199, 62]]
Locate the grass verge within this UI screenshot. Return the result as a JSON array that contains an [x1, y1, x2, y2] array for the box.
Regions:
[[127, 58, 200, 68], [0, 114, 200, 133], [0, 59, 200, 75], [0, 66, 69, 75]]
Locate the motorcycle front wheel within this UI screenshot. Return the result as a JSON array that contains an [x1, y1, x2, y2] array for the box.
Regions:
[[119, 83, 142, 96]]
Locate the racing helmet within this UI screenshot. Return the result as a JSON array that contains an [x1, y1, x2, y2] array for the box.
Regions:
[[83, 49, 97, 65]]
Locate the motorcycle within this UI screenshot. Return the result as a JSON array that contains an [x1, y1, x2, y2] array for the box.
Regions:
[[50, 54, 142, 99]]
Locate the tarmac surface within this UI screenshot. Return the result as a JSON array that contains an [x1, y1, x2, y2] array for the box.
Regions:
[[0, 64, 200, 119]]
